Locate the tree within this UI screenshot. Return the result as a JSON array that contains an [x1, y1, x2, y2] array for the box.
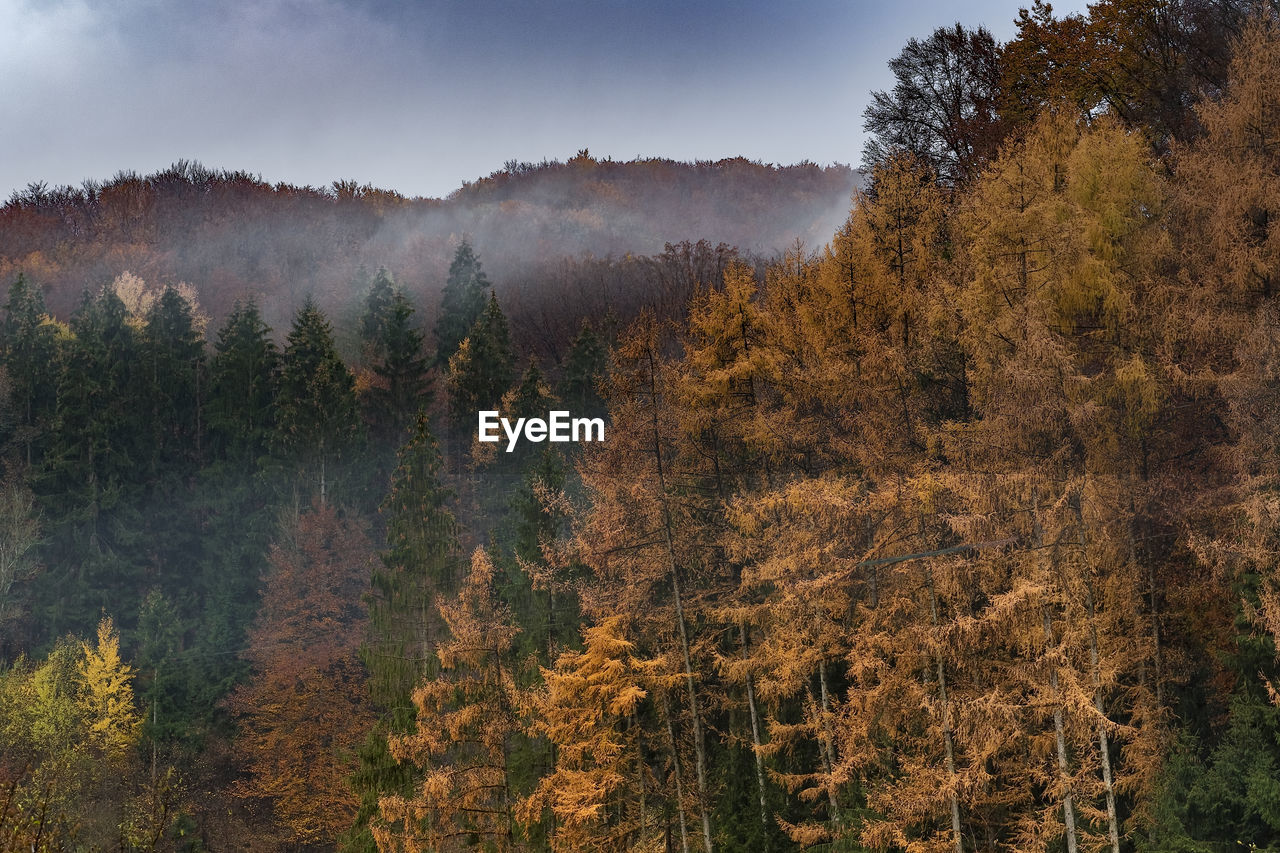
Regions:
[[365, 290, 431, 442], [559, 320, 607, 416], [139, 286, 205, 477], [207, 297, 278, 462], [226, 502, 375, 847], [434, 240, 491, 367], [79, 616, 142, 758], [359, 266, 398, 363], [863, 23, 1005, 185], [276, 296, 362, 504], [446, 292, 516, 422], [349, 415, 458, 852], [0, 475, 41, 646], [0, 274, 59, 467], [520, 617, 670, 852], [376, 548, 525, 852]]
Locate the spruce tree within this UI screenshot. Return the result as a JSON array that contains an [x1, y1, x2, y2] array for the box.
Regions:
[[207, 298, 278, 463], [434, 240, 490, 366], [275, 297, 361, 504], [358, 266, 396, 363], [0, 274, 59, 468], [139, 286, 205, 477], [365, 290, 430, 442], [560, 319, 607, 416], [347, 414, 458, 852], [446, 292, 515, 421]]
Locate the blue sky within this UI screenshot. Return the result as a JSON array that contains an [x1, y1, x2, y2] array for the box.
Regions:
[[0, 0, 1089, 200]]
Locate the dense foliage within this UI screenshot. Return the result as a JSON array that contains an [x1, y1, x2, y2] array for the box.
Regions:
[[4, 2, 1280, 852]]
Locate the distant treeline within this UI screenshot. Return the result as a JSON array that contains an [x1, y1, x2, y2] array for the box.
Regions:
[[0, 153, 858, 342]]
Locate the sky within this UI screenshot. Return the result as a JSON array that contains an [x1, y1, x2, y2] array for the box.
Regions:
[[0, 0, 1090, 202]]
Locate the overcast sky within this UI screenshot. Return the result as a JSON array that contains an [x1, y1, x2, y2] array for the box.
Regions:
[[1, 0, 1089, 201]]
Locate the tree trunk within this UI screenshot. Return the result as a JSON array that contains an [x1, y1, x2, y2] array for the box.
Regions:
[[663, 693, 692, 853], [1034, 489, 1078, 853], [924, 563, 964, 853], [646, 345, 714, 853], [739, 623, 770, 847]]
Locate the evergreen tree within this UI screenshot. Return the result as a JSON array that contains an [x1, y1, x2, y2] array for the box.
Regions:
[[446, 292, 516, 421], [207, 298, 279, 463], [276, 297, 361, 504], [434, 240, 490, 367], [365, 290, 430, 442], [347, 414, 458, 852], [560, 320, 607, 416], [0, 274, 59, 467], [139, 286, 205, 477], [359, 266, 397, 363]]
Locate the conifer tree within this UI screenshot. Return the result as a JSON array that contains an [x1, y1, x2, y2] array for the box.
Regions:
[[359, 266, 398, 362], [139, 286, 205, 477], [446, 292, 516, 421], [276, 297, 361, 504], [1, 274, 59, 467], [560, 320, 607, 415], [365, 290, 430, 442], [226, 501, 374, 847], [377, 548, 524, 852], [349, 415, 458, 852], [207, 297, 278, 462], [434, 240, 491, 366]]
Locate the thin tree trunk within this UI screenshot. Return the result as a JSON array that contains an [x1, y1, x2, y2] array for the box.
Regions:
[[1077, 500, 1121, 853], [813, 659, 843, 829], [663, 693, 692, 853], [1033, 488, 1078, 853], [1044, 610, 1079, 853], [739, 623, 770, 847], [646, 344, 714, 853], [924, 564, 964, 853]]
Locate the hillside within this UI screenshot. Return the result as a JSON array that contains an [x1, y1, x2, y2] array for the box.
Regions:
[[0, 153, 860, 341]]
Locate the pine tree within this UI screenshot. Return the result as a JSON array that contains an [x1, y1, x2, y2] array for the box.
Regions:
[[359, 266, 398, 363], [139, 286, 205, 477], [560, 320, 607, 416], [0, 274, 59, 467], [207, 297, 278, 462], [365, 290, 430, 442], [446, 292, 516, 422], [434, 240, 491, 367], [349, 415, 458, 852], [276, 296, 362, 504]]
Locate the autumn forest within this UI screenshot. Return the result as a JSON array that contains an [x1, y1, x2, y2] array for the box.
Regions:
[[5, 1, 1280, 851]]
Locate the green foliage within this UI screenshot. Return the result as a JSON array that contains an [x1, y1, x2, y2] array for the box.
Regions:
[[364, 289, 430, 442], [358, 266, 397, 362], [276, 296, 362, 502], [1, 273, 59, 467], [434, 239, 491, 367], [560, 319, 607, 415], [349, 415, 458, 852], [207, 297, 278, 462], [446, 291, 516, 421]]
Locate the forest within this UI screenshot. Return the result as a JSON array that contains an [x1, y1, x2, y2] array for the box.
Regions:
[[3, 0, 1280, 851]]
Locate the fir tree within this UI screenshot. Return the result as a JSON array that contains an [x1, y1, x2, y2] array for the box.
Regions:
[[359, 266, 397, 363], [365, 290, 430, 442], [348, 414, 458, 852], [446, 292, 516, 422], [434, 240, 490, 367], [276, 297, 361, 504], [207, 298, 278, 463], [0, 274, 59, 467]]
